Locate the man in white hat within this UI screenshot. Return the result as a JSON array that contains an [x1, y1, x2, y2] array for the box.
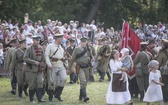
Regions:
[[45, 34, 67, 102]]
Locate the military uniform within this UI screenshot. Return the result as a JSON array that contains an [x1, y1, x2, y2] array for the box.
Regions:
[[24, 36, 45, 102], [68, 37, 91, 102], [134, 42, 152, 100], [66, 38, 76, 84], [45, 34, 67, 101], [97, 38, 111, 82], [5, 39, 18, 95], [156, 40, 168, 101], [11, 39, 27, 98]]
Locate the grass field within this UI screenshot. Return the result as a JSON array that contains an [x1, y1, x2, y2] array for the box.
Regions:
[[0, 75, 167, 105]]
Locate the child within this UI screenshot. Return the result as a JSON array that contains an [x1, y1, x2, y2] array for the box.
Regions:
[[119, 48, 134, 82], [143, 60, 164, 105]]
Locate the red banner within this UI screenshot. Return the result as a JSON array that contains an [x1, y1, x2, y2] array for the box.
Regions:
[[120, 22, 142, 79]]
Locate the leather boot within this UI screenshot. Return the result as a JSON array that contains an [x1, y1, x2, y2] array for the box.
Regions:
[[81, 88, 89, 102], [55, 86, 64, 101], [29, 89, 35, 103], [99, 72, 105, 82], [89, 75, 95, 82], [18, 86, 22, 98], [140, 90, 144, 101], [79, 89, 83, 100], [48, 90, 54, 102], [37, 88, 45, 102], [23, 83, 28, 96], [54, 87, 58, 98]]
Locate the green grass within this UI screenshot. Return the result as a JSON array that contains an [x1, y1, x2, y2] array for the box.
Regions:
[[0, 75, 167, 105]]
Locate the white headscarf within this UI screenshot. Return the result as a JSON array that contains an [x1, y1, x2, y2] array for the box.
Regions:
[[120, 48, 129, 57]]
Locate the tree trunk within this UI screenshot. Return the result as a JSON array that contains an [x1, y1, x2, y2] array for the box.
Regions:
[[85, 0, 102, 24]]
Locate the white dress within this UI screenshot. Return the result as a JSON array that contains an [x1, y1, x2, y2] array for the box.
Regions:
[[143, 70, 163, 102], [106, 60, 131, 104]]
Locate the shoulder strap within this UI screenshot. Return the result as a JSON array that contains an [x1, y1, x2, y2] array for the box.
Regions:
[[50, 46, 59, 58], [163, 51, 168, 58], [75, 47, 87, 60], [142, 51, 150, 62]]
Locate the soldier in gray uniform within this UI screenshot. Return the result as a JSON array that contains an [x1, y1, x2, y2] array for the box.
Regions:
[[24, 36, 45, 103], [66, 38, 77, 84], [11, 39, 27, 98], [68, 37, 93, 102], [5, 39, 18, 95]]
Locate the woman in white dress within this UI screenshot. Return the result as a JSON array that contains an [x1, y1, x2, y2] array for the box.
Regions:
[[143, 60, 164, 105], [106, 50, 132, 105]]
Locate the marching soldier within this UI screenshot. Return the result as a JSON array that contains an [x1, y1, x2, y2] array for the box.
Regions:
[[24, 35, 46, 103], [45, 34, 67, 102], [68, 37, 92, 102], [40, 41, 48, 98], [66, 38, 77, 84], [134, 42, 153, 101], [87, 38, 96, 82], [96, 38, 103, 76], [97, 38, 111, 82], [11, 39, 27, 98], [5, 39, 18, 95], [147, 39, 159, 58]]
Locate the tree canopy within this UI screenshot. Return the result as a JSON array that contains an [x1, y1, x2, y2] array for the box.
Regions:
[[0, 0, 168, 29]]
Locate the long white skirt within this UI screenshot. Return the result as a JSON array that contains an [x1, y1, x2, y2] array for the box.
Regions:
[[106, 73, 131, 104]]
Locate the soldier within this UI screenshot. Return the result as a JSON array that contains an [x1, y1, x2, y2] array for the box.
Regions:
[[11, 39, 27, 98], [147, 39, 159, 58], [134, 42, 153, 101], [24, 35, 46, 103], [87, 38, 96, 82], [5, 39, 18, 95], [66, 38, 77, 84], [96, 38, 103, 77], [40, 41, 48, 98], [68, 37, 92, 102], [45, 34, 67, 102], [97, 38, 111, 82]]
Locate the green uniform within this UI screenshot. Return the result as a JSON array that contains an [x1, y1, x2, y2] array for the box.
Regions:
[[134, 50, 152, 100], [97, 45, 111, 81], [23, 45, 45, 102], [68, 45, 91, 102]]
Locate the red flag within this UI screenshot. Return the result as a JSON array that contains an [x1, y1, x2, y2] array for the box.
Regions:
[[120, 22, 142, 79]]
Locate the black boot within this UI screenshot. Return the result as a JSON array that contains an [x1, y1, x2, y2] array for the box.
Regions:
[[89, 75, 95, 82], [55, 86, 64, 101], [79, 89, 83, 100], [81, 88, 89, 102], [37, 88, 45, 102], [54, 87, 58, 98], [99, 72, 105, 82], [29, 89, 35, 103], [106, 72, 111, 81], [11, 82, 16, 95], [48, 90, 53, 102], [140, 90, 144, 101], [23, 83, 28, 96], [18, 86, 22, 98], [70, 72, 76, 84]]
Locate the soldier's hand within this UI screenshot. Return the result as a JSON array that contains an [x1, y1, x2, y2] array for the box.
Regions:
[[48, 66, 53, 70], [36, 61, 40, 65]]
